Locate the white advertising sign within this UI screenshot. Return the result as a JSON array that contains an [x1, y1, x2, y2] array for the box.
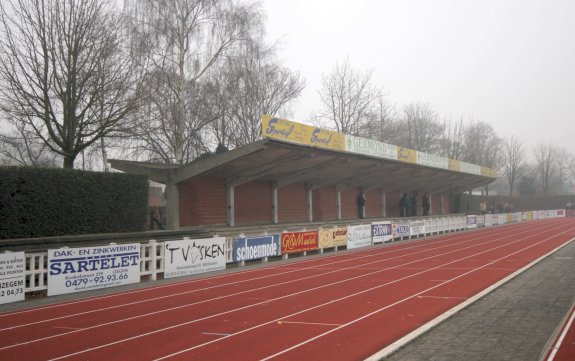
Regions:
[[346, 135, 397, 160], [347, 224, 372, 249], [371, 221, 393, 243], [164, 237, 226, 278], [48, 244, 140, 296], [410, 220, 426, 236], [416, 151, 449, 169], [0, 252, 25, 304]]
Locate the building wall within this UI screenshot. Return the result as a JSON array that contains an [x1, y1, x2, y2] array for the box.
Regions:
[[365, 190, 383, 218], [313, 186, 338, 221], [278, 183, 308, 223], [341, 189, 360, 219], [178, 176, 227, 226], [385, 192, 402, 218], [235, 180, 273, 224]]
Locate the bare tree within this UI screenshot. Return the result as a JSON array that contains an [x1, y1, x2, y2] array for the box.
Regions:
[[533, 141, 557, 195], [358, 96, 400, 143], [502, 135, 527, 196], [213, 41, 305, 148], [316, 59, 381, 134], [398, 102, 444, 152], [439, 117, 466, 159], [124, 0, 262, 164], [0, 0, 145, 169], [0, 120, 59, 166]]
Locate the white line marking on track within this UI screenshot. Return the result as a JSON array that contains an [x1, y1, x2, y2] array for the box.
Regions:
[[149, 223, 571, 361], [417, 296, 469, 300], [546, 303, 575, 361], [201, 332, 231, 337], [277, 321, 342, 327], [43, 225, 542, 360]]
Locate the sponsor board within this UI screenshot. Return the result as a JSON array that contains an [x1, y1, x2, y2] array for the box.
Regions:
[[232, 235, 281, 262], [48, 244, 140, 296], [410, 220, 426, 236], [164, 238, 226, 278], [372, 221, 393, 243], [397, 147, 417, 164], [416, 151, 449, 169], [392, 223, 410, 238], [467, 215, 478, 229], [346, 135, 397, 160], [477, 215, 485, 227], [347, 224, 372, 249], [484, 214, 494, 227], [281, 231, 319, 254], [0, 252, 25, 304], [557, 209, 565, 217], [261, 115, 345, 151], [318, 227, 348, 248]]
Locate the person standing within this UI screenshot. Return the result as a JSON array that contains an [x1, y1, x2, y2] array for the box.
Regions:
[[422, 192, 430, 216], [357, 192, 367, 219], [410, 191, 418, 217], [399, 193, 409, 217]]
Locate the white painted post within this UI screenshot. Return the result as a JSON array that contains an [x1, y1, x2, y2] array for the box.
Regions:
[[227, 186, 235, 226]]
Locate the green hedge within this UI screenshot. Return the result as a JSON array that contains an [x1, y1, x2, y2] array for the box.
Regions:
[[0, 167, 148, 239]]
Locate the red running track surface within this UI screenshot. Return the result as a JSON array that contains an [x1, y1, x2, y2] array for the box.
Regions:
[[545, 302, 575, 361], [1, 218, 574, 361]]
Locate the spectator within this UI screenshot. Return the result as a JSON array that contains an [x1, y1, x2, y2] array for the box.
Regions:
[[422, 192, 430, 216], [479, 200, 487, 214], [357, 192, 366, 219], [399, 193, 409, 217], [410, 191, 418, 217]]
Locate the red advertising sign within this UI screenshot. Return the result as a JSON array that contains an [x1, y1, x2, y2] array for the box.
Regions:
[[281, 231, 319, 254]]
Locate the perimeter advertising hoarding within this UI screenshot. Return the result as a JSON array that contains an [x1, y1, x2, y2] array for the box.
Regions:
[[261, 115, 345, 151], [318, 227, 348, 249], [232, 235, 281, 262], [0, 252, 25, 304], [48, 244, 140, 296], [410, 220, 425, 237], [346, 135, 397, 160], [392, 223, 410, 238], [416, 151, 449, 169], [467, 215, 478, 229], [371, 221, 393, 243], [281, 231, 319, 254], [347, 224, 372, 249], [164, 237, 226, 278]]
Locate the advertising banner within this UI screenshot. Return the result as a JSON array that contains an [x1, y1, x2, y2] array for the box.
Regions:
[[347, 224, 372, 249], [484, 214, 494, 227], [416, 151, 449, 169], [410, 220, 426, 236], [232, 235, 281, 262], [467, 215, 478, 229], [48, 244, 140, 296], [477, 215, 485, 228], [281, 231, 319, 254], [318, 227, 348, 249], [164, 237, 226, 278], [261, 115, 346, 151], [371, 221, 393, 243], [460, 161, 482, 175], [392, 223, 410, 238], [0, 252, 25, 304], [397, 147, 417, 164], [346, 135, 397, 160], [557, 209, 565, 217]]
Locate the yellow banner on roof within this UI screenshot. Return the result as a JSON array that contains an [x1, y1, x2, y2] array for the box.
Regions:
[[397, 147, 417, 164], [261, 115, 346, 151]]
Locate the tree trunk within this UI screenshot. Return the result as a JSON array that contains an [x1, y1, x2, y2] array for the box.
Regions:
[[63, 155, 75, 169]]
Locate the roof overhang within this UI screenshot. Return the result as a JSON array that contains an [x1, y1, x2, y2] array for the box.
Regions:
[[109, 138, 495, 194]]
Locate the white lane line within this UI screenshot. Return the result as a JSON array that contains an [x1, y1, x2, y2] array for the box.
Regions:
[[0, 229, 476, 323], [150, 224, 573, 361], [277, 321, 342, 327], [1, 227, 513, 351], [266, 230, 575, 361], [44, 225, 543, 360], [0, 225, 513, 334], [546, 304, 575, 361], [0, 221, 534, 319], [201, 332, 231, 337], [416, 296, 469, 300]]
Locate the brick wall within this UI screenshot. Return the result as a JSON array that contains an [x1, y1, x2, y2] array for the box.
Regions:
[[235, 180, 273, 224], [278, 183, 308, 223], [365, 190, 383, 218], [386, 191, 402, 217], [178, 176, 227, 226], [313, 186, 338, 221]]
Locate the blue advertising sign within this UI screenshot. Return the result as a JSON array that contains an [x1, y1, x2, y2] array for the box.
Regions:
[[233, 235, 281, 262], [371, 221, 393, 243]]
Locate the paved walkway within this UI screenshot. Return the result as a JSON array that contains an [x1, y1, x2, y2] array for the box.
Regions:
[[383, 239, 575, 361]]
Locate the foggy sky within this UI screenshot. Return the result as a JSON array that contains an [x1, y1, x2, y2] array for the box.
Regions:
[[262, 0, 575, 157]]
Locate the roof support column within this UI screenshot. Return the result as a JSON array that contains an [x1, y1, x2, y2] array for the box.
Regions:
[[336, 191, 341, 220], [227, 185, 235, 226], [165, 182, 179, 230], [272, 183, 278, 224], [382, 191, 386, 218], [307, 188, 313, 222], [429, 193, 433, 216], [440, 194, 444, 215]]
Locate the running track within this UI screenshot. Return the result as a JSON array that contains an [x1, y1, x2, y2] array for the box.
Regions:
[[1, 218, 574, 361]]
